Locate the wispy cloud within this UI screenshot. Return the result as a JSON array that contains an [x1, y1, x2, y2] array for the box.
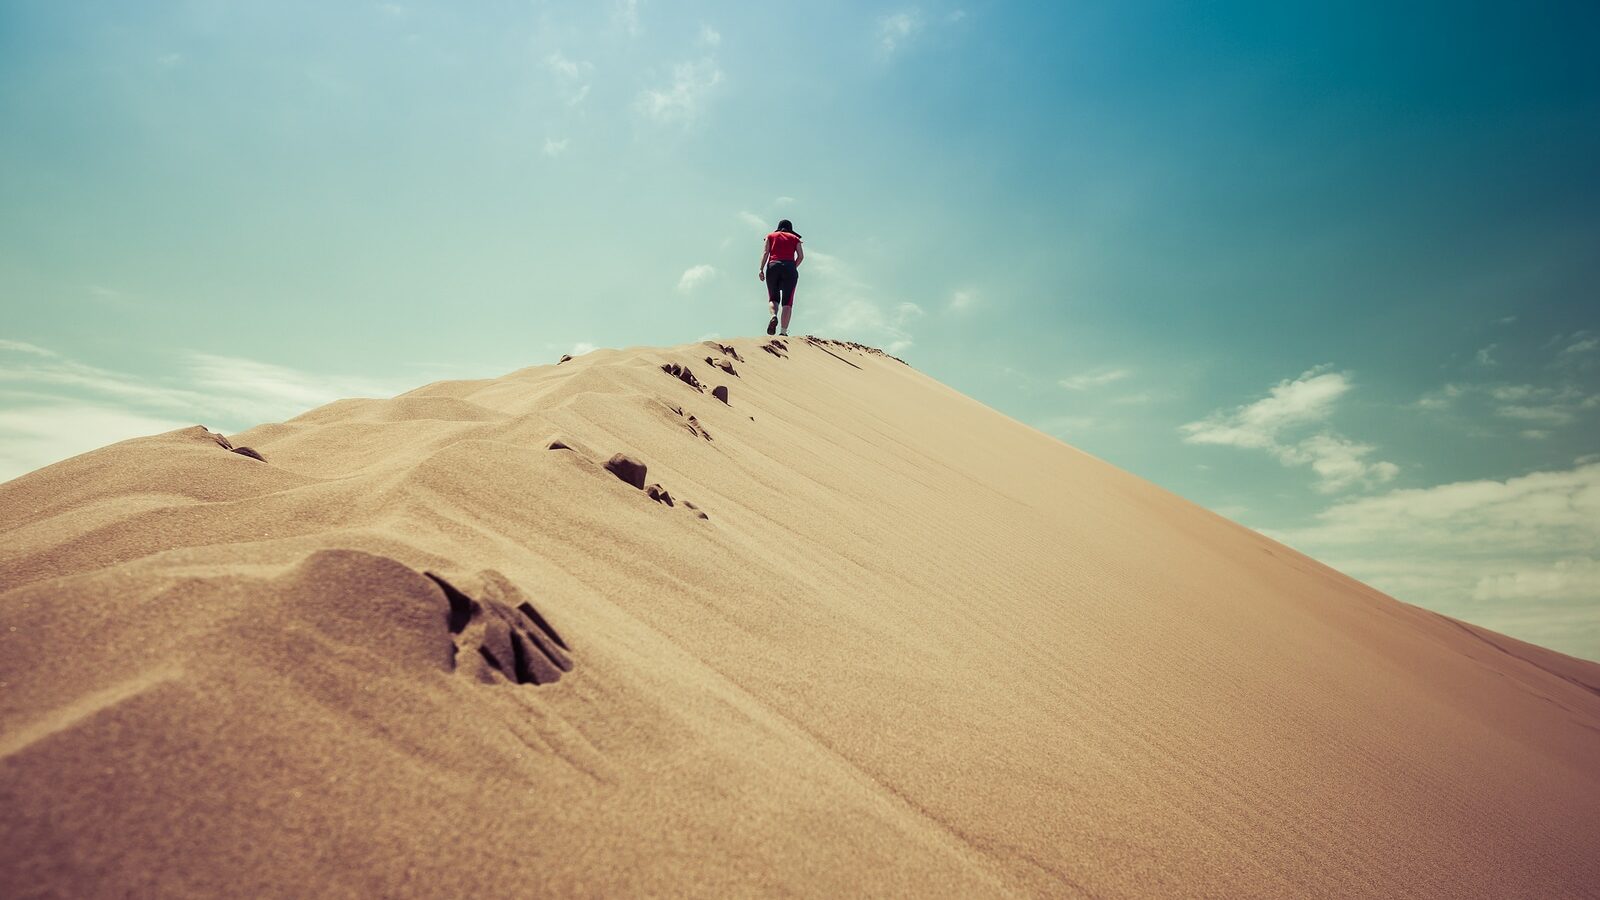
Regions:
[[611, 0, 642, 37], [698, 25, 721, 47], [738, 211, 770, 234], [636, 58, 723, 124], [948, 289, 979, 313], [545, 52, 592, 107], [543, 137, 569, 158], [1418, 381, 1596, 433], [1181, 367, 1397, 493], [677, 264, 716, 293], [1059, 368, 1131, 391], [0, 404, 193, 482], [878, 10, 923, 56], [803, 251, 917, 354]]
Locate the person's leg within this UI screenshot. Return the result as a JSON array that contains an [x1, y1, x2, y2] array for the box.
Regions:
[[765, 265, 780, 334], [779, 267, 797, 333]]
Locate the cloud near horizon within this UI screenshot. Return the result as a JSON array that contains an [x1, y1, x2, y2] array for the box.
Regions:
[[0, 341, 403, 481], [1266, 460, 1600, 659]]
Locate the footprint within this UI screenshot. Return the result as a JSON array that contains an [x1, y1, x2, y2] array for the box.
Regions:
[[685, 414, 712, 441], [706, 341, 744, 362], [761, 340, 788, 359], [661, 362, 704, 392], [602, 450, 708, 518], [424, 571, 573, 686], [209, 430, 266, 462], [667, 405, 713, 441], [604, 452, 648, 489], [703, 356, 739, 377]]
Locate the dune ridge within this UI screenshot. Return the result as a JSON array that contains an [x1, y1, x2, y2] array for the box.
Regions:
[[2, 335, 1597, 898]]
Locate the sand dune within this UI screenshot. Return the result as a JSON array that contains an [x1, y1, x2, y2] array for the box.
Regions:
[[2, 336, 1597, 898]]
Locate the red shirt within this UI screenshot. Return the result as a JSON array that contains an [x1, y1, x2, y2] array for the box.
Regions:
[[766, 231, 802, 262]]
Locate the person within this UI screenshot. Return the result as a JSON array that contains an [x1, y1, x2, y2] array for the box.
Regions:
[[759, 219, 803, 336]]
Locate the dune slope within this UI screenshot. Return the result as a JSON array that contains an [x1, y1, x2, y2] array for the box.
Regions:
[[2, 336, 1597, 898]]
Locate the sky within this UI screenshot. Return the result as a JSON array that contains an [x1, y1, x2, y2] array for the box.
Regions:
[[1, 1, 1597, 658]]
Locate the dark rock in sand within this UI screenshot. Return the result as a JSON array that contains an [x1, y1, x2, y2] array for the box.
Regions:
[[712, 385, 730, 405], [231, 446, 266, 462], [547, 439, 571, 451], [605, 453, 647, 490], [559, 354, 573, 364], [644, 483, 674, 506]]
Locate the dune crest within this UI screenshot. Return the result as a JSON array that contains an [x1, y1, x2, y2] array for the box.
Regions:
[[2, 336, 1597, 897]]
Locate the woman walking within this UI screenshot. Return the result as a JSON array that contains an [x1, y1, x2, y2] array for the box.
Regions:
[[759, 220, 803, 336]]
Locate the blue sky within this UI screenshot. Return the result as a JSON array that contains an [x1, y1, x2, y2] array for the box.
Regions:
[[2, 1, 1596, 657]]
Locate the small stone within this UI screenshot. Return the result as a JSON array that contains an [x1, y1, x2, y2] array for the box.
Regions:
[[644, 483, 674, 506], [712, 385, 729, 404], [604, 453, 647, 490], [558, 354, 573, 364]]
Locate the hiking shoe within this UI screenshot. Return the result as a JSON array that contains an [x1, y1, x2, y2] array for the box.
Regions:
[[779, 330, 788, 336], [767, 316, 778, 336]]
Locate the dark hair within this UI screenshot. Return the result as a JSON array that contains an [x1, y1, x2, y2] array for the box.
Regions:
[[776, 219, 800, 237]]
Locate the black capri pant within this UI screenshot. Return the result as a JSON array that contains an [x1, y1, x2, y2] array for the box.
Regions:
[[766, 260, 798, 307]]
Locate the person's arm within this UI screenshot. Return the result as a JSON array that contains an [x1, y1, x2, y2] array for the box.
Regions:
[[758, 236, 771, 280], [795, 242, 804, 267]]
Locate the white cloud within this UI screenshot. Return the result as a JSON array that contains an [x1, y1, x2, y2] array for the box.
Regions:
[[1182, 367, 1350, 450], [570, 342, 597, 356], [878, 11, 922, 55], [1059, 368, 1131, 391], [543, 137, 569, 158], [0, 339, 56, 357], [1275, 434, 1399, 494], [545, 53, 592, 106], [1475, 343, 1497, 366], [699, 25, 721, 47], [1559, 332, 1597, 356], [611, 0, 642, 36], [1265, 462, 1600, 658], [677, 264, 717, 293], [1182, 368, 1396, 492], [636, 58, 723, 124], [738, 211, 770, 234], [948, 289, 979, 313]]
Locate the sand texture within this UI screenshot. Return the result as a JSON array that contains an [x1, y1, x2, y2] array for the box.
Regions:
[[2, 337, 1597, 898]]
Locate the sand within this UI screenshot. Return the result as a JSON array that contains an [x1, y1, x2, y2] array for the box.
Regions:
[[1, 336, 1597, 898]]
